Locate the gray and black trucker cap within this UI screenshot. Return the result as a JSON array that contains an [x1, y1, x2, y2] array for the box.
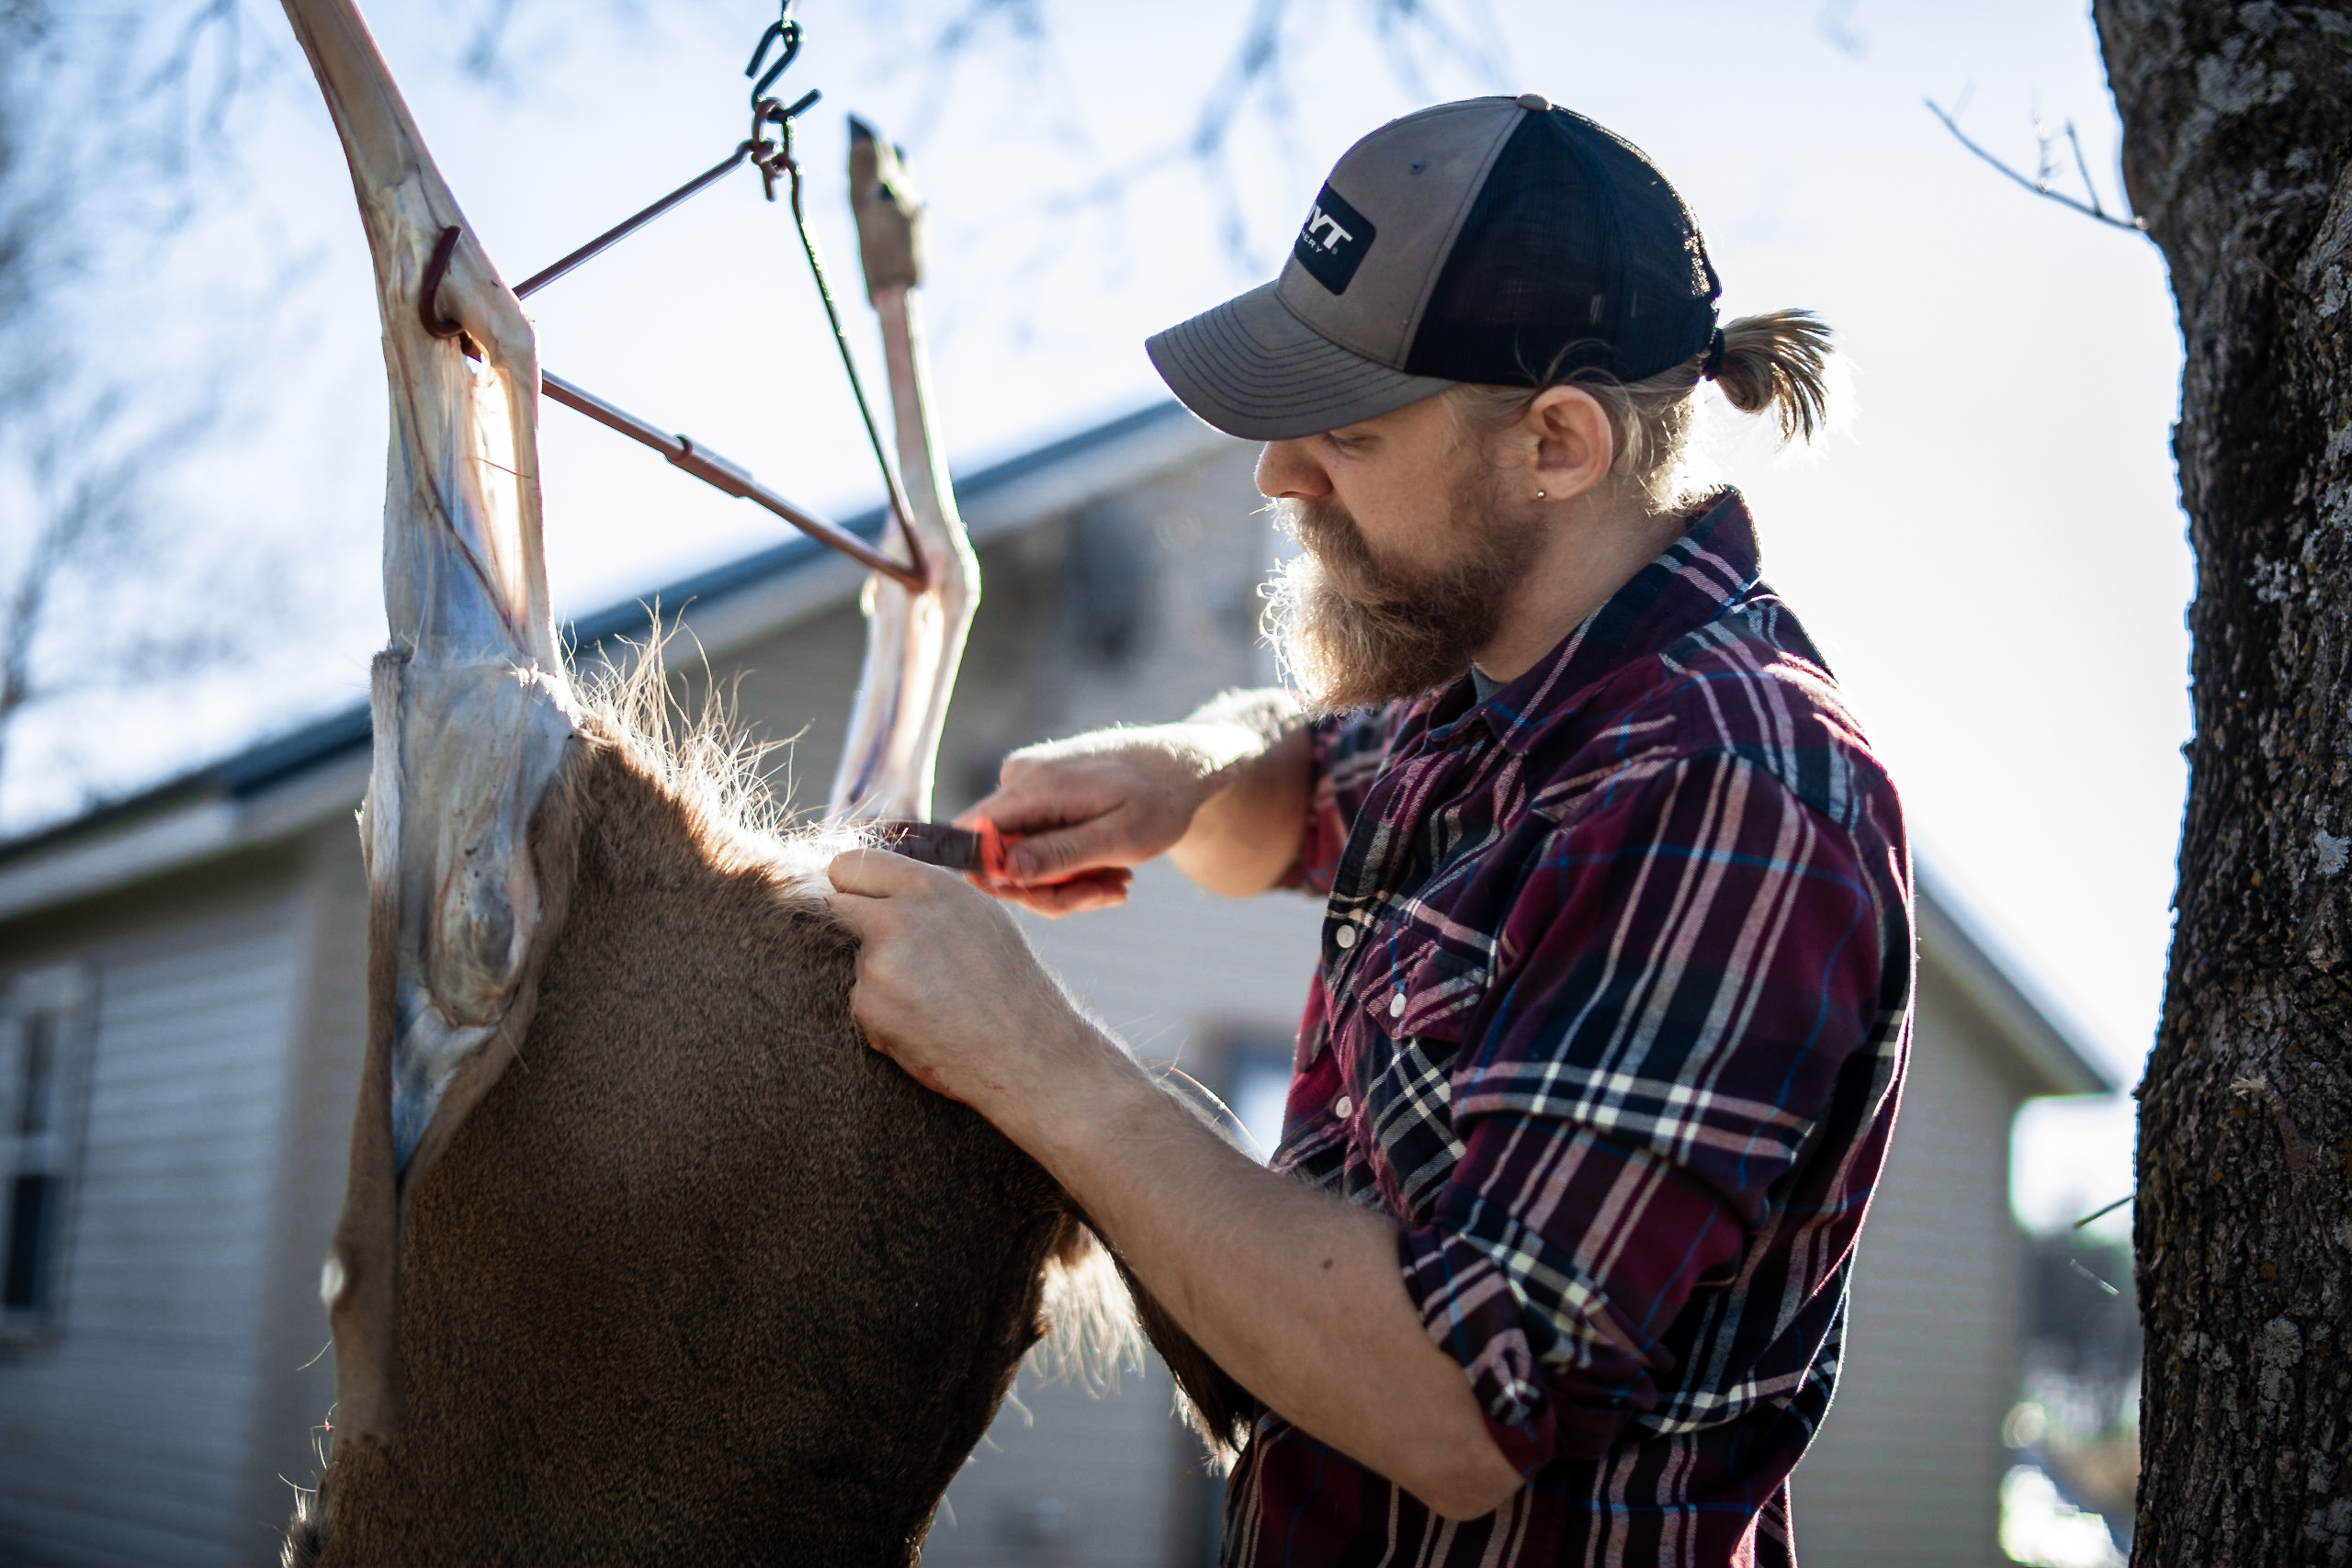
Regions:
[[1147, 95, 1724, 441]]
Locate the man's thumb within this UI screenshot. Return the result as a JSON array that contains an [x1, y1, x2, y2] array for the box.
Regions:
[[828, 845, 912, 897]]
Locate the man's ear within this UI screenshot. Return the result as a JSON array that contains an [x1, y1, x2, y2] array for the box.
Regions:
[[1524, 385, 1615, 502]]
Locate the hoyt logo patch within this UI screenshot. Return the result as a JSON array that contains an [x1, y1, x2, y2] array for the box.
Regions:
[[1294, 182, 1375, 295]]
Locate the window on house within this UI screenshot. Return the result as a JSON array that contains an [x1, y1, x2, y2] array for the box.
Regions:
[[2, 967, 91, 1332]]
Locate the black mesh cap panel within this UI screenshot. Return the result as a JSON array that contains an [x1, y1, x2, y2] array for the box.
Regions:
[[1404, 108, 1721, 386]]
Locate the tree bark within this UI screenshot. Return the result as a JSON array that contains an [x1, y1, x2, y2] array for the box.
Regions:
[[2093, 3, 2352, 1560]]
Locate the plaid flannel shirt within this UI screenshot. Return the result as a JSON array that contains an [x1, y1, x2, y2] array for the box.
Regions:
[[1222, 491, 1914, 1568]]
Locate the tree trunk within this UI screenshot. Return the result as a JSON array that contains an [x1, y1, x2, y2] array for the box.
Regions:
[[2093, 3, 2352, 1560]]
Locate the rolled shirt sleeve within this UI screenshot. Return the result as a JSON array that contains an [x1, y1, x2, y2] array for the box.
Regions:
[[1281, 705, 1405, 897], [1396, 750, 1888, 1472]]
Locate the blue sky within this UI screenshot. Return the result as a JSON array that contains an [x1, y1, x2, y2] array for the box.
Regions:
[[22, 0, 2183, 1233]]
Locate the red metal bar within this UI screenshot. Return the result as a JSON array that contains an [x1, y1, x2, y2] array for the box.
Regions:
[[538, 369, 925, 591], [513, 146, 755, 300]]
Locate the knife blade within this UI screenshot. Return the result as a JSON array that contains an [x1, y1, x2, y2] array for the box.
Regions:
[[875, 818, 1011, 881]]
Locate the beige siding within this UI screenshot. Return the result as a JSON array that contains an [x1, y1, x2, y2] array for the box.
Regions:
[[922, 1360, 1198, 1568], [1020, 863, 1327, 1055], [1792, 971, 2031, 1567], [0, 852, 311, 1567], [239, 829, 369, 1556]]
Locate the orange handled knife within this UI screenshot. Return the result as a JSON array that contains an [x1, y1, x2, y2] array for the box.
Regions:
[[876, 818, 1012, 882]]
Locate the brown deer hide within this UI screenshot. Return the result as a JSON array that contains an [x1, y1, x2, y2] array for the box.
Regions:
[[275, 5, 1250, 1554], [288, 701, 1077, 1566]]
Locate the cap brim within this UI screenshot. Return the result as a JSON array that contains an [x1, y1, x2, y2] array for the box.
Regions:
[[1146, 282, 1454, 441]]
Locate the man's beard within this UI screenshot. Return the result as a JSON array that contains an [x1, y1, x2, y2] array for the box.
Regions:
[[1262, 470, 1542, 713]]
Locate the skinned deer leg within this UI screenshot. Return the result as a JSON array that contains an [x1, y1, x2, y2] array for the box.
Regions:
[[830, 121, 980, 821], [280, 0, 575, 1441]]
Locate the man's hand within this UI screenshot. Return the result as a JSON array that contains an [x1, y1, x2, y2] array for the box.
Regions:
[[964, 693, 1312, 917], [825, 847, 1100, 1109], [960, 732, 1218, 915]]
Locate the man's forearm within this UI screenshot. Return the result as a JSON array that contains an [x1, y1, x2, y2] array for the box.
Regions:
[[999, 1019, 1523, 1520], [1165, 688, 1312, 897]]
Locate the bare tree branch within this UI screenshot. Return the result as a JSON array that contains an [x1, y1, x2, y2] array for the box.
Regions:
[[1926, 96, 2149, 234], [886, 0, 1506, 279], [0, 0, 297, 820], [0, 372, 253, 795]]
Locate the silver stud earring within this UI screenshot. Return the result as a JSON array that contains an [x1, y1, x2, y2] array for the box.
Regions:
[[1533, 490, 1547, 501]]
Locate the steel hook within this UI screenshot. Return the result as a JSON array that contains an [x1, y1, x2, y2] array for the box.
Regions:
[[743, 3, 802, 106], [419, 225, 469, 344]]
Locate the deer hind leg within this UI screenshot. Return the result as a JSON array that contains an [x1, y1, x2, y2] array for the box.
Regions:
[[830, 120, 979, 823], [277, 17, 579, 1557]]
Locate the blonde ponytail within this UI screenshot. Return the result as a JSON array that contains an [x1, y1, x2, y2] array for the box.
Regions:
[[1445, 307, 1835, 511], [1708, 310, 1834, 445]]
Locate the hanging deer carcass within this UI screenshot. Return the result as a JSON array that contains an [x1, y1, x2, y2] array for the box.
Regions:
[[270, 4, 1238, 1562]]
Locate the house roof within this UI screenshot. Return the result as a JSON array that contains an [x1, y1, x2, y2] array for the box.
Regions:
[[1913, 863, 2115, 1098], [0, 396, 2117, 1100], [0, 400, 1218, 900]]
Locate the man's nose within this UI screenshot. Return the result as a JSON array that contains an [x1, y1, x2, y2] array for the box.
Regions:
[[1255, 438, 1332, 501]]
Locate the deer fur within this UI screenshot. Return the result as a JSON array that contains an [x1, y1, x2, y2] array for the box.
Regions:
[[285, 655, 1166, 1566]]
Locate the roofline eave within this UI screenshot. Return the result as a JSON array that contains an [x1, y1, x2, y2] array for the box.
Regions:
[[1914, 863, 2120, 1100], [0, 401, 1228, 913]]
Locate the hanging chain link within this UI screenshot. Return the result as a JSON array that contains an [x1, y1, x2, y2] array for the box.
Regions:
[[745, 6, 928, 582]]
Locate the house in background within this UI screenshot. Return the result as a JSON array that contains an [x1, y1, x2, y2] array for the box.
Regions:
[[0, 403, 2110, 1567]]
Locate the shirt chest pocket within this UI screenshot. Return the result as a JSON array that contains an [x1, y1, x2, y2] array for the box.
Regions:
[[1354, 928, 1491, 1049], [1335, 929, 1489, 1215]]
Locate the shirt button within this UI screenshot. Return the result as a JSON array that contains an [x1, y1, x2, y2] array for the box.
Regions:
[[1389, 994, 1406, 1018], [1334, 925, 1356, 949], [1334, 1096, 1354, 1119]]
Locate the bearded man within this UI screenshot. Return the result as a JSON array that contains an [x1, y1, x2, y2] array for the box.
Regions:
[[828, 96, 1913, 1568]]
